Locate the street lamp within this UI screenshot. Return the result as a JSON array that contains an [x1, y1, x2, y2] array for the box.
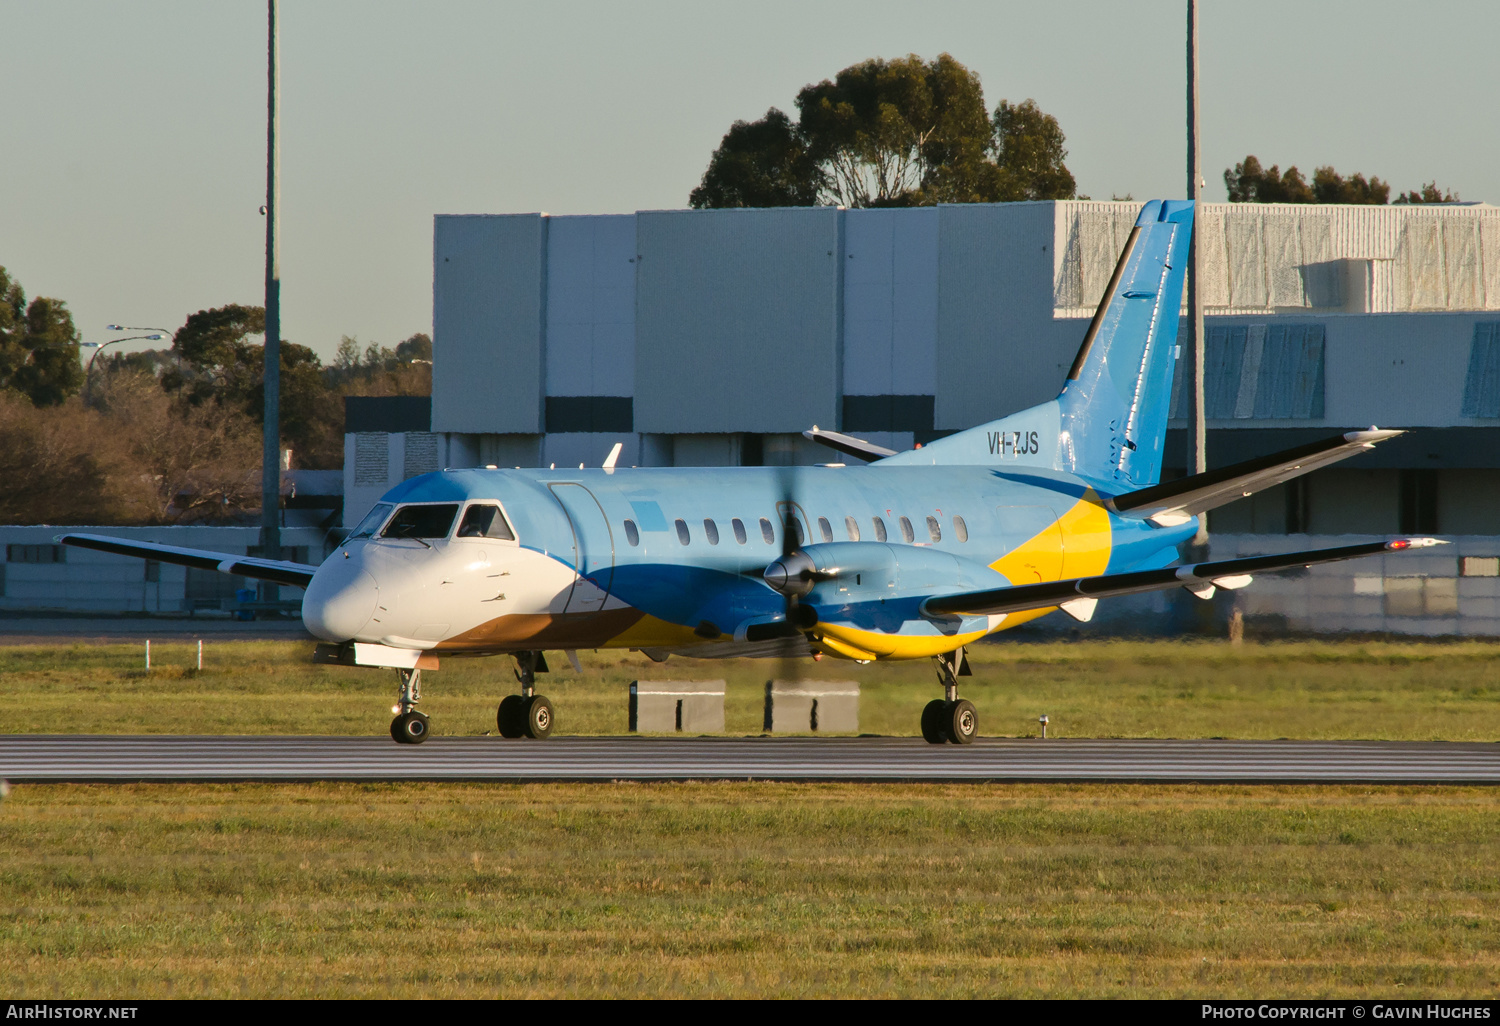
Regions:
[[85, 331, 166, 401]]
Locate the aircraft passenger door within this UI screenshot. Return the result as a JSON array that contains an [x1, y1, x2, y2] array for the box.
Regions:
[[548, 484, 616, 613], [993, 505, 1064, 583]]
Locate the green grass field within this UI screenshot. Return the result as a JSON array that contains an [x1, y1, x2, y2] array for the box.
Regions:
[[2, 781, 1497, 998], [3, 637, 1499, 740], [3, 638, 1499, 998]]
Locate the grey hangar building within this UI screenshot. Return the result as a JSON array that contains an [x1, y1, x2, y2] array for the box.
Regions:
[[344, 198, 1500, 637]]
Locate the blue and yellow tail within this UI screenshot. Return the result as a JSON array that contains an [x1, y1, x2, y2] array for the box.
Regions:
[[882, 200, 1194, 491]]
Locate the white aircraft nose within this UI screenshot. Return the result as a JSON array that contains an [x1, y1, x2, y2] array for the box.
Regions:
[[302, 563, 380, 642]]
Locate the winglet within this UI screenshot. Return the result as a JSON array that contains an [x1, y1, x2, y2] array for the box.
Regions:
[[802, 427, 897, 463]]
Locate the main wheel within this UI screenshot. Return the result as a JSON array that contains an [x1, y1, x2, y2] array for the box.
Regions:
[[524, 695, 554, 739], [920, 699, 948, 744], [947, 699, 978, 745], [497, 695, 526, 738], [391, 710, 431, 744]]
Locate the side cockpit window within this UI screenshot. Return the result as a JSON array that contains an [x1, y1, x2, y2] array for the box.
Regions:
[[458, 504, 515, 540], [348, 503, 394, 541], [382, 503, 460, 541]]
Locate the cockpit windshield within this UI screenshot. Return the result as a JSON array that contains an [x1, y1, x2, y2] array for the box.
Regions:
[[347, 503, 394, 541], [381, 503, 460, 541]]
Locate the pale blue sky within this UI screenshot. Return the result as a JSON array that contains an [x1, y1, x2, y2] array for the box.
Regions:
[[3, 0, 1495, 362]]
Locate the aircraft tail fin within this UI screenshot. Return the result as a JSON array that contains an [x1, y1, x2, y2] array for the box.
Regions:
[[880, 200, 1193, 490]]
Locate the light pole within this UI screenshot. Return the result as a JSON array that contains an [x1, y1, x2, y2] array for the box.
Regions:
[[84, 333, 165, 401], [261, 0, 283, 604]]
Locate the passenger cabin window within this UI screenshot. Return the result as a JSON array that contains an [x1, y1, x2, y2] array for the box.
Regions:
[[872, 516, 887, 543], [624, 519, 640, 546], [457, 504, 515, 540], [759, 517, 775, 544], [382, 503, 460, 541], [953, 515, 968, 542], [899, 516, 915, 544], [845, 516, 860, 541], [704, 519, 720, 545], [675, 519, 691, 545], [732, 518, 748, 544], [926, 516, 941, 543], [818, 517, 833, 543], [349, 503, 394, 540]]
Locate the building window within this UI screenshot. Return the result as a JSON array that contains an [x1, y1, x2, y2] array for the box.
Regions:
[[1461, 556, 1499, 577], [675, 519, 691, 546], [845, 516, 861, 542], [6, 545, 64, 563], [624, 520, 639, 546], [952, 515, 968, 542], [1399, 470, 1439, 534], [872, 517, 887, 543], [145, 560, 161, 583], [759, 518, 775, 544], [1385, 576, 1459, 617], [732, 518, 747, 544], [703, 519, 720, 545], [1460, 323, 1500, 418], [926, 516, 941, 542], [1170, 323, 1326, 420], [899, 517, 915, 544], [817, 517, 833, 544]]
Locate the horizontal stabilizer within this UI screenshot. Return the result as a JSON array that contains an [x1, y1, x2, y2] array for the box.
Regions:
[[59, 533, 319, 589], [802, 427, 897, 463], [922, 537, 1443, 619], [1110, 429, 1403, 524]]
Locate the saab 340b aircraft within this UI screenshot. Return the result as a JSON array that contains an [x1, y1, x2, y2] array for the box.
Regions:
[[62, 200, 1440, 745]]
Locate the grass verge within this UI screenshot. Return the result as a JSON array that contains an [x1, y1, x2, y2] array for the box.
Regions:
[[2, 781, 1498, 998], [3, 638, 1499, 739]]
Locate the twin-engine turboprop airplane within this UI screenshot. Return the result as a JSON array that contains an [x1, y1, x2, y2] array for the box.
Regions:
[[62, 200, 1441, 745]]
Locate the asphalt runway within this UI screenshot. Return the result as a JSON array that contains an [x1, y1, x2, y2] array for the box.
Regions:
[[1, 735, 1497, 783]]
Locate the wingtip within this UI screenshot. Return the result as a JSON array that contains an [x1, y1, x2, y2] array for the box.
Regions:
[[1387, 537, 1448, 550], [1343, 427, 1405, 445]]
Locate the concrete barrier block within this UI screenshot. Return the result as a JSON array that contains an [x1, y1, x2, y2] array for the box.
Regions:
[[764, 681, 859, 733], [630, 680, 725, 733]]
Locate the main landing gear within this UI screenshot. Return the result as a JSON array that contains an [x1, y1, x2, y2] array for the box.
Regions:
[[498, 650, 554, 739], [921, 648, 978, 745], [390, 668, 430, 744]]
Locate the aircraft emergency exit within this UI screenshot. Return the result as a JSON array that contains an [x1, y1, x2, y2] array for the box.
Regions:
[[63, 200, 1440, 745]]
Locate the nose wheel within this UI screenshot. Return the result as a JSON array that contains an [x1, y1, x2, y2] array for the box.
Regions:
[[497, 651, 555, 739], [390, 668, 430, 744]]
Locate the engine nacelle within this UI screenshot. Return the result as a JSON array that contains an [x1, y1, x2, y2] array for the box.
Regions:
[[764, 542, 1010, 614]]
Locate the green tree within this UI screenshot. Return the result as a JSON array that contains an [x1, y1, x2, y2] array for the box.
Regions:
[[688, 109, 820, 209], [1394, 181, 1459, 204], [986, 99, 1077, 201], [1224, 156, 1315, 203], [0, 267, 86, 407], [691, 54, 1074, 209], [1312, 166, 1389, 204]]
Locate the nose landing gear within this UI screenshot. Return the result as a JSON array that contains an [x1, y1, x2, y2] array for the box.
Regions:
[[921, 648, 978, 745], [498, 651, 554, 739], [390, 668, 430, 744]]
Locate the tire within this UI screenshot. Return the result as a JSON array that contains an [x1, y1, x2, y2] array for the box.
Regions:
[[524, 695, 554, 740], [920, 699, 948, 744], [497, 695, 526, 738], [391, 711, 430, 745], [947, 699, 978, 745]]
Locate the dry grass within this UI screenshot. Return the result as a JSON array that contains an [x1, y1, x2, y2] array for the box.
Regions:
[[1, 781, 1498, 998]]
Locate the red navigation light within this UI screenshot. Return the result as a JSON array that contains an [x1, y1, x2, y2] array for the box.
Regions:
[[1389, 539, 1410, 550]]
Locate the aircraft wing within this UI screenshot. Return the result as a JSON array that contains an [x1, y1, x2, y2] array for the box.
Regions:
[[1109, 429, 1403, 526], [921, 538, 1441, 618], [59, 533, 319, 589]]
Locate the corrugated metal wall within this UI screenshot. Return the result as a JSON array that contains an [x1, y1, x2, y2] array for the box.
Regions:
[[633, 208, 842, 434], [431, 214, 545, 433]]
